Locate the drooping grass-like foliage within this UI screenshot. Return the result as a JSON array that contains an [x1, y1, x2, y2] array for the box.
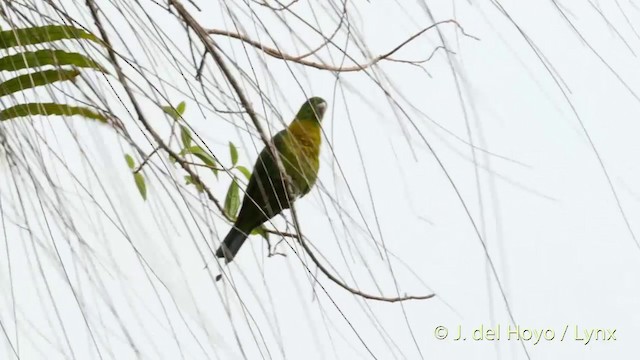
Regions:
[[0, 25, 107, 123]]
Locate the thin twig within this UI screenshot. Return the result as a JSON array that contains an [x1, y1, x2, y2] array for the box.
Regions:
[[171, 0, 436, 302], [85, 0, 233, 222], [133, 147, 159, 174], [265, 228, 436, 303], [251, 0, 300, 11], [206, 20, 478, 72], [386, 45, 456, 65]]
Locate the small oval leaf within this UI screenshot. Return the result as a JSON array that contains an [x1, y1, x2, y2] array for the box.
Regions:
[[134, 173, 147, 200], [236, 165, 252, 180], [181, 146, 218, 177], [180, 125, 192, 148], [224, 178, 240, 219], [184, 175, 205, 192], [125, 154, 135, 169], [162, 105, 179, 119], [176, 101, 186, 116], [229, 142, 238, 166]]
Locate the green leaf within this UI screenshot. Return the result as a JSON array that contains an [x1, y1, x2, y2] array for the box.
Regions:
[[0, 25, 102, 49], [161, 105, 179, 119], [124, 154, 135, 169], [134, 172, 147, 200], [180, 146, 218, 177], [224, 178, 240, 219], [176, 101, 186, 116], [0, 103, 108, 123], [180, 125, 192, 148], [184, 175, 204, 192], [0, 50, 106, 72], [0, 69, 80, 97], [236, 165, 252, 180], [162, 101, 186, 120], [229, 141, 238, 166]]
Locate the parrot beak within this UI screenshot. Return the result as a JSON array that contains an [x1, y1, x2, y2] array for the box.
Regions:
[[315, 101, 327, 119]]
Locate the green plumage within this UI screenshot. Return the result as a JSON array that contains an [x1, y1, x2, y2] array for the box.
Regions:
[[216, 97, 327, 263]]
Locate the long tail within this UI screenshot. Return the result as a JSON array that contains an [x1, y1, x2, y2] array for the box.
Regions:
[[215, 227, 248, 264]]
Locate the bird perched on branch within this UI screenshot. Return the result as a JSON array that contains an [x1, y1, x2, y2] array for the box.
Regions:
[[215, 97, 327, 267]]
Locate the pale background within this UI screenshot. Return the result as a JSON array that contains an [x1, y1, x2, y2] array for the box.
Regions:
[[0, 1, 639, 359]]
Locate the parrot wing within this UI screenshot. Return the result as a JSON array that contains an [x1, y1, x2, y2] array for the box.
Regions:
[[234, 130, 291, 230]]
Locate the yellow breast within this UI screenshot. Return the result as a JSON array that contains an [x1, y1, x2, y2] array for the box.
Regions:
[[287, 119, 322, 158]]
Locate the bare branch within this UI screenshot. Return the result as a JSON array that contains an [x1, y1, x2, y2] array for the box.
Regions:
[[171, 0, 436, 302], [265, 228, 436, 303], [251, 0, 301, 11], [85, 0, 233, 222], [206, 19, 478, 72], [133, 147, 159, 174]]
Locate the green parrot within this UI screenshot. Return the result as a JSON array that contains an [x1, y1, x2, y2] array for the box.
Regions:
[[215, 97, 327, 264]]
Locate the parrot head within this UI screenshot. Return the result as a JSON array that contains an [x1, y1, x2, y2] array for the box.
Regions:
[[296, 97, 327, 123]]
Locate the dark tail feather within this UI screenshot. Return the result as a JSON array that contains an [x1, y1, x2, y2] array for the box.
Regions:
[[215, 227, 248, 264]]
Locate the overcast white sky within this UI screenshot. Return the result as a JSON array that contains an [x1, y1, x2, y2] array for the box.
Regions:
[[1, 0, 640, 359]]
